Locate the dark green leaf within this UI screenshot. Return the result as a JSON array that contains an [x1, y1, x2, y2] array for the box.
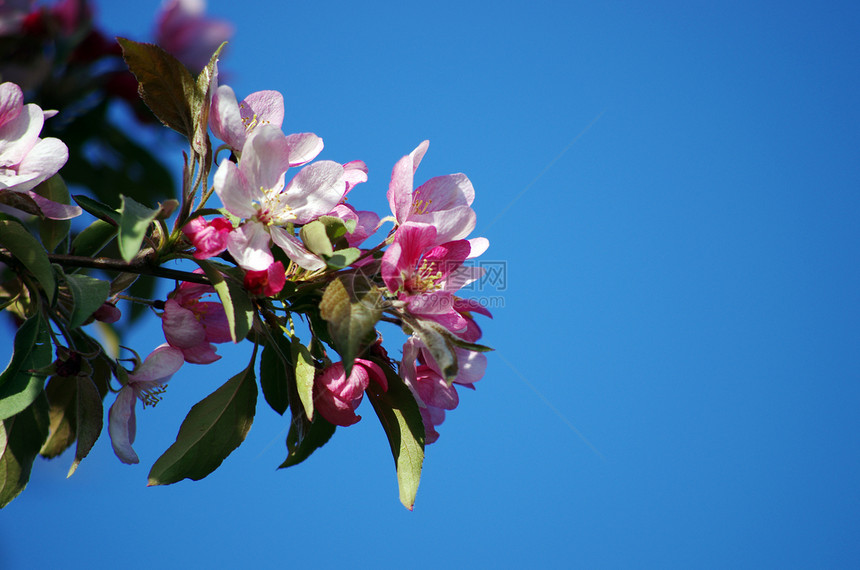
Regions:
[[34, 175, 72, 252], [0, 392, 50, 508], [70, 219, 117, 257], [0, 315, 52, 421], [65, 273, 111, 329], [71, 194, 119, 225], [148, 362, 257, 485], [117, 195, 159, 262], [279, 414, 335, 469], [319, 275, 382, 376], [194, 260, 254, 343], [67, 374, 103, 477], [366, 357, 425, 510], [0, 314, 41, 391], [259, 333, 293, 416], [0, 220, 56, 300], [40, 376, 77, 459], [117, 37, 196, 141]]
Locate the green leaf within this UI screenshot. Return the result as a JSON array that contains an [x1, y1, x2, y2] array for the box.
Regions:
[[194, 260, 254, 343], [148, 362, 258, 485], [117, 37, 196, 141], [0, 314, 41, 391], [279, 414, 336, 469], [70, 219, 117, 258], [34, 175, 72, 252], [67, 374, 103, 477], [65, 274, 111, 329], [71, 194, 119, 225], [190, 43, 224, 174], [326, 247, 361, 269], [0, 315, 52, 421], [40, 376, 77, 459], [0, 392, 50, 508], [300, 220, 333, 257], [117, 195, 159, 262], [0, 220, 56, 300], [366, 357, 425, 510], [319, 275, 382, 376], [293, 338, 315, 421], [259, 333, 293, 416], [408, 317, 459, 383]]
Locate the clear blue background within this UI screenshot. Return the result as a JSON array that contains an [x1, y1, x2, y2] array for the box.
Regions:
[[3, 1, 860, 568]]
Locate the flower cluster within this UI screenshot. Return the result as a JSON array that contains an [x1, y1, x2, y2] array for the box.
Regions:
[[0, 0, 492, 512]]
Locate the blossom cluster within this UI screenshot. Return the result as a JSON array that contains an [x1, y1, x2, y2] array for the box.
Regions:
[[0, 0, 492, 511]]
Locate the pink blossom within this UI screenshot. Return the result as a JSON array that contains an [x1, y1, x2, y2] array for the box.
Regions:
[[155, 0, 233, 72], [93, 301, 121, 324], [182, 216, 232, 259], [387, 140, 476, 244], [314, 358, 388, 426], [210, 85, 290, 153], [243, 260, 285, 297], [0, 81, 80, 219], [108, 344, 184, 464], [381, 222, 483, 333], [213, 125, 345, 271], [161, 275, 231, 364], [327, 203, 380, 248]]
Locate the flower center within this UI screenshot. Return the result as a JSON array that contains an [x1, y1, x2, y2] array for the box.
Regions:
[[139, 384, 167, 408]]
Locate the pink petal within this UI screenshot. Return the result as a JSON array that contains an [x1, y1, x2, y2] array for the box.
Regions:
[[413, 172, 474, 211], [210, 85, 246, 151], [243, 90, 284, 130], [269, 226, 325, 271], [467, 237, 489, 258], [0, 82, 23, 127], [213, 158, 258, 219], [162, 299, 207, 350], [226, 220, 274, 271], [0, 103, 42, 167], [129, 344, 184, 384], [240, 125, 291, 194], [27, 190, 82, 220], [412, 205, 476, 244], [108, 385, 139, 464], [284, 133, 323, 167], [281, 160, 345, 223], [10, 136, 68, 193]]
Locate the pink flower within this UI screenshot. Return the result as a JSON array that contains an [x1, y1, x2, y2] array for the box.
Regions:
[[400, 334, 488, 444], [387, 140, 476, 244], [243, 260, 285, 297], [327, 203, 380, 248], [155, 0, 233, 72], [314, 358, 388, 426], [161, 275, 231, 364], [213, 125, 345, 271], [381, 222, 484, 333], [93, 301, 121, 323], [182, 216, 232, 259], [0, 81, 80, 219], [209, 85, 289, 154], [108, 344, 184, 464]]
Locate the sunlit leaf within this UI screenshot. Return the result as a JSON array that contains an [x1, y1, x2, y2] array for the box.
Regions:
[[34, 175, 71, 252], [0, 315, 52, 421], [366, 356, 425, 510], [319, 275, 382, 375], [70, 219, 117, 257], [117, 195, 159, 262], [194, 259, 254, 343], [148, 361, 257, 485]]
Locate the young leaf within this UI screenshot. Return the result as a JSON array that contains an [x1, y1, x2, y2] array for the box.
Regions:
[[300, 220, 333, 257], [67, 374, 103, 477], [65, 274, 111, 329], [0, 220, 56, 300], [118, 195, 159, 262], [194, 259, 254, 343], [278, 414, 336, 469], [319, 275, 382, 375], [0, 315, 52, 421], [366, 357, 425, 511], [148, 362, 258, 486], [326, 247, 361, 269], [0, 392, 50, 509], [117, 38, 196, 141]]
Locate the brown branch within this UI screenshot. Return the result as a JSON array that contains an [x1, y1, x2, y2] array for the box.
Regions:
[[0, 250, 211, 285]]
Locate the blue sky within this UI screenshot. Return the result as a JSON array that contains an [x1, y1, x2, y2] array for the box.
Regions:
[[3, 1, 860, 568]]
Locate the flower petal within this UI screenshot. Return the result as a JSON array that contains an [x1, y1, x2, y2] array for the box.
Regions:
[[281, 160, 345, 223], [269, 226, 325, 271], [108, 385, 139, 464], [226, 220, 273, 271]]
